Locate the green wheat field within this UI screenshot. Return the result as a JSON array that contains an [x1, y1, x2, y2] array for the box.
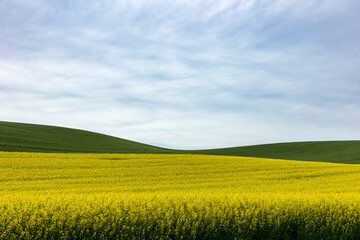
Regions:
[[1, 122, 360, 239]]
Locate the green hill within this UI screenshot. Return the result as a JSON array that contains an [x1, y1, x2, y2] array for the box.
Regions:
[[1, 121, 359, 163], [189, 141, 360, 164], [0, 121, 176, 154]]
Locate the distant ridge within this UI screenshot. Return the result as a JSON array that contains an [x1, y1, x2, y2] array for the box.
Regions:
[[189, 141, 360, 164], [1, 121, 360, 163], [0, 121, 176, 154]]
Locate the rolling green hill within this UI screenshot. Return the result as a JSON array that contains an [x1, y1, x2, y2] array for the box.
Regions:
[[189, 141, 360, 164], [1, 121, 359, 163], [0, 121, 176, 154]]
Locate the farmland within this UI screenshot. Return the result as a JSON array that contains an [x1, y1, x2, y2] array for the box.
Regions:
[[1, 121, 360, 163], [1, 152, 360, 239]]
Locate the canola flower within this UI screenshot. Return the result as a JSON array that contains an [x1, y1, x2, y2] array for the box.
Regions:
[[1, 152, 360, 239]]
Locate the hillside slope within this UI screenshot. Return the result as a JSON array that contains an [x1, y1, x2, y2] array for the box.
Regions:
[[189, 141, 360, 164], [1, 121, 359, 163], [0, 121, 176, 153]]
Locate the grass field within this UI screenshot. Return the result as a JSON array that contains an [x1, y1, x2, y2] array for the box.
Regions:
[[0, 121, 175, 154], [2, 151, 360, 239], [1, 121, 360, 163], [190, 141, 360, 164]]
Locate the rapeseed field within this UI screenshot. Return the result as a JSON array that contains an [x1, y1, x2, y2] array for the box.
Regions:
[[1, 152, 360, 239]]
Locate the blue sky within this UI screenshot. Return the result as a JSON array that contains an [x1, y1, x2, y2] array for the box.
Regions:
[[1, 0, 359, 149]]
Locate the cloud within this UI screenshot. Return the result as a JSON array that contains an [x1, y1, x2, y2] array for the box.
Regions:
[[0, 0, 359, 148]]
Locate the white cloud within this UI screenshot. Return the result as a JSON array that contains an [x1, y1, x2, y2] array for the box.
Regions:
[[0, 0, 359, 148]]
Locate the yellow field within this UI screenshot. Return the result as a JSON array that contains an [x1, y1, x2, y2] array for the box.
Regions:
[[1, 152, 360, 239]]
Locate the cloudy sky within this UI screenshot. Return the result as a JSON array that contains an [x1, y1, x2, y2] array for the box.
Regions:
[[0, 0, 359, 149]]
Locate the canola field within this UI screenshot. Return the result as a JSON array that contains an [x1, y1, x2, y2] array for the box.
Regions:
[[1, 152, 360, 239]]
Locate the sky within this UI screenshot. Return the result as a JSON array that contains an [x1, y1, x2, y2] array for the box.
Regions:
[[0, 0, 359, 149]]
